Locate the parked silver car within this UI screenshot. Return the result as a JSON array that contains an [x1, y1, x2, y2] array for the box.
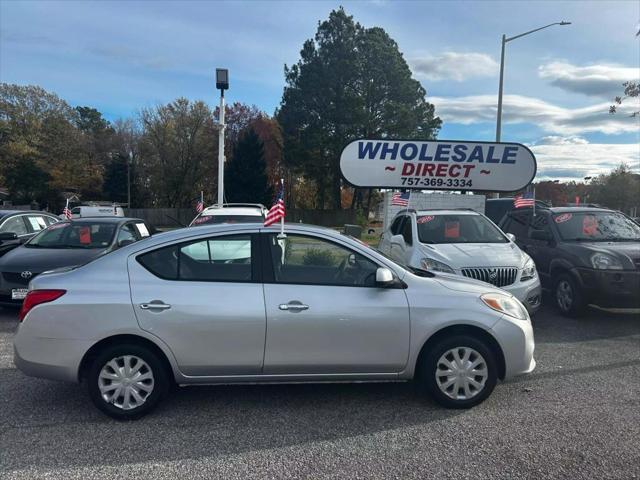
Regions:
[[14, 223, 535, 419]]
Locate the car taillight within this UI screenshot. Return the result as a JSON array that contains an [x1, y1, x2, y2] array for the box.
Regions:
[[19, 289, 66, 322]]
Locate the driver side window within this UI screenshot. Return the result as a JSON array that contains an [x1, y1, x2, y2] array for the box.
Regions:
[[267, 234, 379, 287]]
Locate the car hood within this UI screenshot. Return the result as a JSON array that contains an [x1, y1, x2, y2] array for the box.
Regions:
[[419, 242, 525, 269], [417, 271, 507, 296], [0, 246, 106, 273]]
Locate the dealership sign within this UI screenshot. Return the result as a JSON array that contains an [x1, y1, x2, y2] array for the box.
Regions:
[[340, 139, 537, 192]]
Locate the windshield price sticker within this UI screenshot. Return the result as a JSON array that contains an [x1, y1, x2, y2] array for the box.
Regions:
[[417, 215, 435, 224], [555, 213, 572, 224], [340, 139, 537, 192]]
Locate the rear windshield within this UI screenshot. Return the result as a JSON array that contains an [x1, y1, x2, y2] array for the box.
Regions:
[[191, 214, 262, 226], [26, 222, 116, 249], [417, 214, 507, 244], [553, 211, 640, 241]]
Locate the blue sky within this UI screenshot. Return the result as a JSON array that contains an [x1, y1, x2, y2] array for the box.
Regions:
[[1, 0, 639, 181]]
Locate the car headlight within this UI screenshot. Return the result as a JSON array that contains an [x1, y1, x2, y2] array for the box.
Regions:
[[481, 292, 529, 321], [521, 255, 537, 281], [420, 257, 455, 274], [590, 253, 623, 270]]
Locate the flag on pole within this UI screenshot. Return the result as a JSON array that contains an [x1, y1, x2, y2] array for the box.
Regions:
[[391, 191, 411, 207], [265, 180, 285, 227], [195, 192, 204, 213], [514, 192, 535, 208], [62, 199, 72, 220]]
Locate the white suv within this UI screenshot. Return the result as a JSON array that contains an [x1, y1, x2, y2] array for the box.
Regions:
[[189, 203, 266, 226], [379, 209, 542, 313]]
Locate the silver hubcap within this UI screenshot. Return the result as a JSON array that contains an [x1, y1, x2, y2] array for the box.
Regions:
[[98, 355, 154, 410], [556, 280, 573, 311], [436, 347, 488, 401]]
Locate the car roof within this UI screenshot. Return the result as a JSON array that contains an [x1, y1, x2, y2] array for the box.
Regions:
[[201, 206, 264, 216], [0, 210, 57, 218], [414, 209, 479, 216], [62, 217, 145, 225], [546, 206, 614, 213], [139, 222, 340, 246]]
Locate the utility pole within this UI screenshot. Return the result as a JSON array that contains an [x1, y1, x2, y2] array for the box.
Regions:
[[216, 68, 229, 206]]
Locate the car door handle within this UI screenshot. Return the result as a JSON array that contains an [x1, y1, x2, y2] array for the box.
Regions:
[[139, 302, 171, 310], [279, 303, 309, 311]]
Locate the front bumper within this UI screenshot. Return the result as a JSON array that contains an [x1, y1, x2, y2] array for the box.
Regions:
[[575, 268, 640, 309], [502, 278, 542, 314], [491, 315, 536, 380]]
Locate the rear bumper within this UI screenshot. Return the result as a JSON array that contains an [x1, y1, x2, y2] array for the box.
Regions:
[[13, 328, 89, 383], [576, 268, 640, 309]]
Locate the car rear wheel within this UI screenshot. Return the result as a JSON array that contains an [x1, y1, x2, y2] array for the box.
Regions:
[[554, 273, 585, 317], [418, 335, 497, 409], [87, 344, 169, 420]]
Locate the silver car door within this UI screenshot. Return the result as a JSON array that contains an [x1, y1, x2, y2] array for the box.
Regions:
[[128, 232, 266, 376], [261, 232, 410, 375]]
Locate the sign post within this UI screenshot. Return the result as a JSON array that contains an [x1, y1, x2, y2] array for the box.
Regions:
[[340, 139, 536, 193]]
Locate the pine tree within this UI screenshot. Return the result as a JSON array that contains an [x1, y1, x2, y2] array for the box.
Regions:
[[225, 128, 274, 206]]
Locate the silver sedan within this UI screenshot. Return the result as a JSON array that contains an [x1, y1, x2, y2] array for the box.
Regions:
[[14, 223, 535, 419]]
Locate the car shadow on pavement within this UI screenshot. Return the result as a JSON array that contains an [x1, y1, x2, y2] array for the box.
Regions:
[[1, 369, 466, 472]]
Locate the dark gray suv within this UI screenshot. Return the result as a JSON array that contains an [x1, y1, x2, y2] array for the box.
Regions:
[[500, 206, 640, 317]]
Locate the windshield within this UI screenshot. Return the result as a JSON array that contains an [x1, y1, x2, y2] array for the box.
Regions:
[[191, 214, 262, 226], [553, 212, 640, 241], [417, 214, 507, 244], [26, 222, 116, 249]]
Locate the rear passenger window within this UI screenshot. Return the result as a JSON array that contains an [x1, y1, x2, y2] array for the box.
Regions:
[[503, 213, 530, 239], [137, 235, 252, 282], [390, 216, 405, 235]]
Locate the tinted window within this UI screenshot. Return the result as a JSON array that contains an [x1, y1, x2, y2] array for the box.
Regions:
[[402, 218, 413, 245], [503, 212, 531, 239], [27, 222, 116, 248], [417, 214, 507, 244], [268, 234, 378, 287], [138, 235, 253, 282], [530, 214, 551, 236], [0, 216, 28, 236], [389, 216, 405, 235], [43, 216, 58, 226]]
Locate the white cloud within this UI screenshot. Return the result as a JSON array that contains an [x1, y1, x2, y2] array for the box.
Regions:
[[430, 94, 640, 135], [539, 62, 639, 98], [536, 136, 589, 145], [411, 52, 498, 82], [531, 139, 640, 181]]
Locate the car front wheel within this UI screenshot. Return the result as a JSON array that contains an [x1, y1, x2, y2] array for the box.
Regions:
[[418, 335, 497, 409], [554, 273, 585, 317], [87, 344, 169, 420]]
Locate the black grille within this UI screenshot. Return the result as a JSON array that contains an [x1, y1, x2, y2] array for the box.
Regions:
[[2, 272, 38, 286], [461, 267, 518, 287]]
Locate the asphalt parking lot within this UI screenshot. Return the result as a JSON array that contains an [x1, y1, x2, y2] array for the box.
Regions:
[[1, 302, 638, 480]]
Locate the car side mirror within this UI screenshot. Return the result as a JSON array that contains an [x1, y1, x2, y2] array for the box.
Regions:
[[390, 234, 405, 246], [118, 239, 135, 248], [0, 232, 18, 242], [505, 233, 516, 242], [531, 230, 552, 242], [376, 267, 394, 286]]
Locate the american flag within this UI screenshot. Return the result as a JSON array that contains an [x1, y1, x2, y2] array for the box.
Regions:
[[62, 199, 72, 220], [264, 182, 285, 227], [391, 192, 411, 207], [514, 192, 535, 208], [195, 198, 204, 213]]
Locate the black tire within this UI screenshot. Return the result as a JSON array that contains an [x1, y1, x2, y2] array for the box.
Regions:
[[87, 343, 169, 420], [417, 335, 497, 409], [554, 273, 585, 317]]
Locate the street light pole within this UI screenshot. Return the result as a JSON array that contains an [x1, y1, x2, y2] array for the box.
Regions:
[[127, 150, 132, 208], [215, 68, 229, 206], [495, 22, 571, 143]]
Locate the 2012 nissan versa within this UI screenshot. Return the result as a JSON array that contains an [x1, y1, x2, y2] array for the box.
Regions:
[[14, 223, 535, 420]]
